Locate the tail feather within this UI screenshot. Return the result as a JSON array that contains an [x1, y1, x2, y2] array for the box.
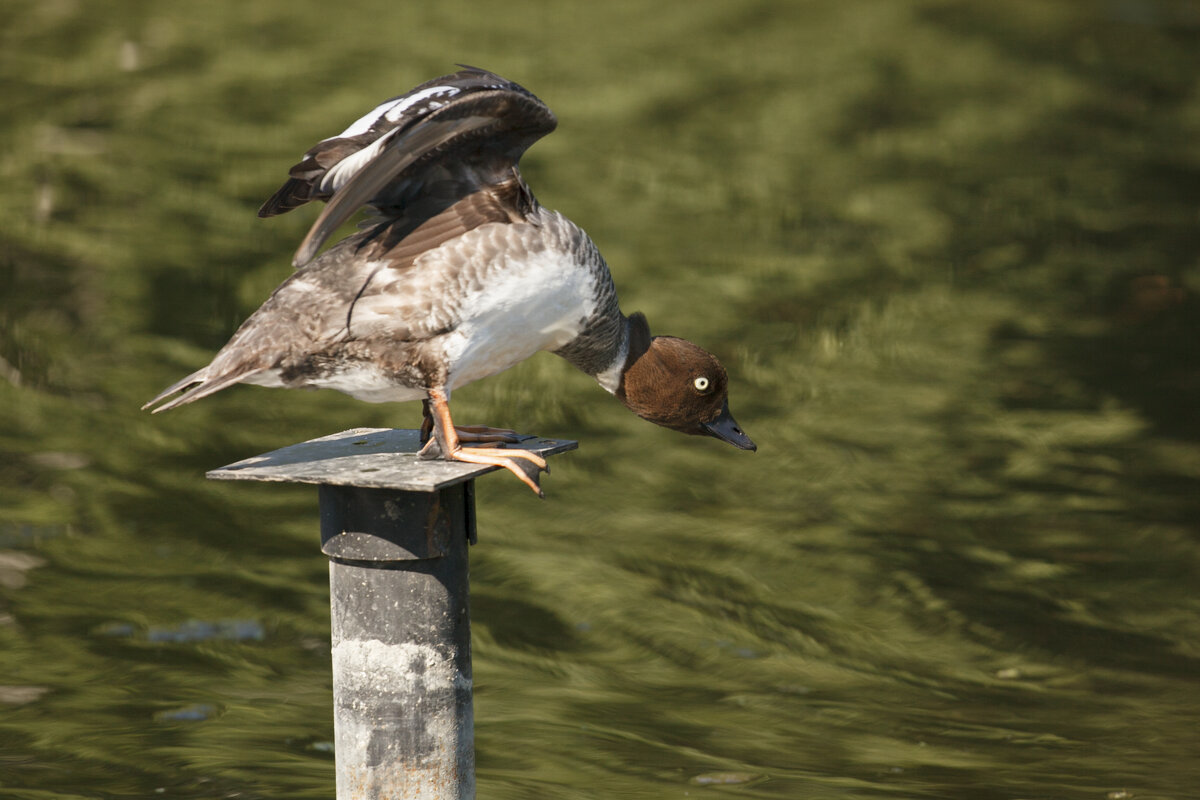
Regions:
[[143, 366, 264, 413], [257, 177, 310, 218]]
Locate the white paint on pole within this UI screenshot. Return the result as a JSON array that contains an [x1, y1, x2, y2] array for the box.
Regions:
[[332, 637, 475, 799]]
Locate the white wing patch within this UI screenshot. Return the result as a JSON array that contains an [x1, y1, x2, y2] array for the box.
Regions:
[[318, 128, 399, 194], [323, 86, 463, 142], [382, 86, 461, 123]]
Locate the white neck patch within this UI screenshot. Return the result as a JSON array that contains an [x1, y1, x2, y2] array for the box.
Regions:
[[593, 320, 629, 395]]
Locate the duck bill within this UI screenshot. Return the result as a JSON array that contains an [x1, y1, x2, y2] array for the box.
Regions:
[[703, 400, 756, 452]]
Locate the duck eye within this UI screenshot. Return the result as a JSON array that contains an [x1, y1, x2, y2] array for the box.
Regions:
[[693, 376, 711, 392]]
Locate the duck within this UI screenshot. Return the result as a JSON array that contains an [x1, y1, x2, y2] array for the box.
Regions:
[[144, 66, 755, 496]]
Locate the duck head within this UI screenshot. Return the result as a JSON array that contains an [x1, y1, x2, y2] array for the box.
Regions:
[[616, 313, 756, 451]]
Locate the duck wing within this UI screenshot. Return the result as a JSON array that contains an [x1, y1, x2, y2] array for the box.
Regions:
[[257, 66, 557, 268]]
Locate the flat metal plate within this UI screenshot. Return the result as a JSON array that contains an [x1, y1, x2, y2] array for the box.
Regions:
[[206, 428, 577, 492]]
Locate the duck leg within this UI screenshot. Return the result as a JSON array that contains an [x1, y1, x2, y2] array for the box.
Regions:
[[426, 388, 548, 497], [420, 400, 523, 445], [421, 399, 434, 444]]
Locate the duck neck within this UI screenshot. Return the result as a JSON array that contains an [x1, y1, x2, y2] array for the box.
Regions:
[[549, 224, 632, 392], [555, 308, 629, 394]]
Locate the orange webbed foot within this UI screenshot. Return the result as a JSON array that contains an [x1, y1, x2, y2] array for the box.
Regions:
[[418, 427, 525, 458], [449, 447, 548, 498], [424, 388, 549, 497]]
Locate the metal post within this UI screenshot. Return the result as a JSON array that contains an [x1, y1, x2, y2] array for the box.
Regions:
[[322, 482, 476, 798], [207, 428, 576, 800]]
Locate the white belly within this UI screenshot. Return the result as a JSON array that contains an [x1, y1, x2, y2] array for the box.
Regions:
[[443, 246, 595, 390]]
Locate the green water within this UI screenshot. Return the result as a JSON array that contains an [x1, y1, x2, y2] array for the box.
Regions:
[[3, 1, 1200, 797]]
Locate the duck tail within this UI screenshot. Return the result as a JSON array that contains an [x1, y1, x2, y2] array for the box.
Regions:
[[142, 366, 263, 413]]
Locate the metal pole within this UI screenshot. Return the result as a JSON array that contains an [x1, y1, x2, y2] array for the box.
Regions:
[[321, 483, 476, 800], [206, 428, 577, 800]]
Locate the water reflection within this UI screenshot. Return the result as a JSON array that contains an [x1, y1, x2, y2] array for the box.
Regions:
[[2, 1, 1199, 798]]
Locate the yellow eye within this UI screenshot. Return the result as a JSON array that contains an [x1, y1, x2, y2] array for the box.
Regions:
[[693, 376, 710, 392]]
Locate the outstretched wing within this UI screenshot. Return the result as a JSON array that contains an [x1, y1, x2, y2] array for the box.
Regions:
[[258, 66, 557, 267]]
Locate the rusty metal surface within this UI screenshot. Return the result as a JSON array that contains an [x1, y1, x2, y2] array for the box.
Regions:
[[206, 427, 577, 493]]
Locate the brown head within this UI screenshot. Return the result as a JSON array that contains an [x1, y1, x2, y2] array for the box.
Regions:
[[615, 313, 756, 451]]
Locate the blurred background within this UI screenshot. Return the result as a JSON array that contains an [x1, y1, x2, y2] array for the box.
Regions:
[[2, 1, 1199, 798]]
